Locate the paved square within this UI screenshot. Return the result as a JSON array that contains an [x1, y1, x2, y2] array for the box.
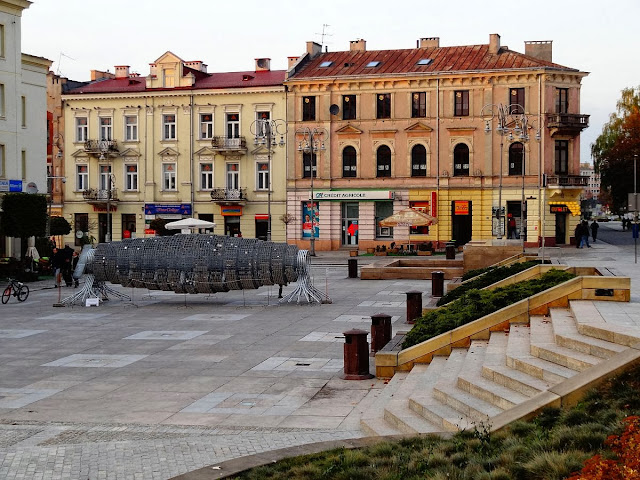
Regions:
[[124, 330, 209, 340], [251, 356, 343, 372], [42, 354, 147, 368], [180, 313, 251, 322], [0, 329, 47, 338], [37, 313, 111, 320], [357, 300, 405, 308], [333, 314, 401, 323], [300, 331, 372, 343], [0, 387, 62, 408]]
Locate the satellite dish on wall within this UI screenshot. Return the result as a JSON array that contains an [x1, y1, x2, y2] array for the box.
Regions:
[[26, 182, 38, 194], [329, 104, 339, 115]]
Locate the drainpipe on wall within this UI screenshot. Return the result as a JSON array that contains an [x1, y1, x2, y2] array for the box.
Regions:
[[436, 78, 440, 248], [538, 73, 545, 258], [189, 94, 194, 217]]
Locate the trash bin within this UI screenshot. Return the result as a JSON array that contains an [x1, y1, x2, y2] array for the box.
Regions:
[[348, 258, 358, 278], [432, 271, 445, 297], [370, 314, 392, 354], [342, 329, 373, 380], [446, 241, 456, 260], [405, 290, 423, 324]]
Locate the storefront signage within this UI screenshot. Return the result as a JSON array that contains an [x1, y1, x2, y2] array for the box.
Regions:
[[550, 204, 569, 214], [302, 201, 319, 238], [454, 201, 470, 215], [92, 205, 117, 212], [0, 179, 23, 192], [255, 214, 269, 220], [144, 204, 192, 215], [312, 190, 394, 201], [144, 228, 155, 235], [221, 206, 242, 216]]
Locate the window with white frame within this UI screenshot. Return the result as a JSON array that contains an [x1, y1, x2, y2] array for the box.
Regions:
[[256, 161, 269, 190], [200, 162, 214, 190], [200, 113, 213, 139], [76, 117, 88, 142], [99, 117, 112, 141], [124, 115, 138, 141], [256, 111, 270, 136], [99, 164, 112, 190], [226, 162, 239, 190], [226, 113, 239, 138], [124, 164, 138, 190], [76, 164, 88, 190], [163, 114, 176, 140], [163, 163, 176, 190]]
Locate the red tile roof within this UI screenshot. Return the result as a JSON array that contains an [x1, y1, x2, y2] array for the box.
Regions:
[[65, 69, 286, 94], [288, 45, 578, 80]]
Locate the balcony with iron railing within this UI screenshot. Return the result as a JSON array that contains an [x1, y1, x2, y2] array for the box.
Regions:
[[210, 187, 247, 205], [210, 136, 247, 154], [546, 113, 590, 136], [82, 188, 119, 203], [544, 174, 588, 187], [83, 140, 120, 156]]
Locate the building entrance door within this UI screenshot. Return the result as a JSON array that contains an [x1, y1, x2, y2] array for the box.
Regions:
[[555, 213, 567, 245], [341, 202, 359, 246], [451, 201, 472, 246]]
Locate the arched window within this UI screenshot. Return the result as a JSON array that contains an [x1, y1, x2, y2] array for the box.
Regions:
[[453, 143, 469, 176], [342, 146, 357, 178], [411, 144, 427, 177], [509, 142, 523, 175], [376, 145, 391, 178]]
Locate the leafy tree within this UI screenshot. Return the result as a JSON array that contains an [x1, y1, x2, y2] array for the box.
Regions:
[[49, 216, 71, 236], [0, 193, 48, 238], [592, 86, 640, 214]]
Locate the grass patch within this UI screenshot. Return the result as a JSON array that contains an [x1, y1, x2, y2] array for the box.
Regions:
[[403, 269, 574, 348], [437, 260, 542, 306], [229, 363, 640, 480]]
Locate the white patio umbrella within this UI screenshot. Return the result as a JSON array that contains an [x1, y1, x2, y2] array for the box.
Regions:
[[164, 218, 216, 234], [379, 208, 438, 250]]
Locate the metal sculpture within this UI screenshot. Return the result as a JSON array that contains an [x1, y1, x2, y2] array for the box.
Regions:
[[62, 235, 330, 306]]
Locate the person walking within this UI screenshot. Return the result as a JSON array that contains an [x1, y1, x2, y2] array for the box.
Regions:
[[71, 250, 80, 288], [580, 220, 591, 248], [590, 220, 599, 243], [61, 245, 74, 287], [51, 247, 64, 287], [574, 222, 583, 248]]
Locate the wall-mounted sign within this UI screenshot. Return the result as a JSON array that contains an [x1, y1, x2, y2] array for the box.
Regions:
[[144, 204, 192, 215], [302, 201, 319, 238], [313, 190, 394, 201], [550, 204, 569, 214], [221, 206, 242, 216], [0, 179, 23, 192], [454, 200, 470, 215], [92, 205, 117, 212]]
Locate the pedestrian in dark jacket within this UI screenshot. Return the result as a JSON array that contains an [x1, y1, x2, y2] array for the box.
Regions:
[[591, 220, 599, 242], [62, 245, 74, 287], [574, 223, 583, 248], [51, 248, 64, 287]]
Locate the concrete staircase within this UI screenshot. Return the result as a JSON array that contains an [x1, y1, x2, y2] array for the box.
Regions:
[[361, 300, 640, 436]]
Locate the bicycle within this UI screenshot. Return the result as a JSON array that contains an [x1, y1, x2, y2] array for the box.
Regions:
[[2, 278, 29, 304]]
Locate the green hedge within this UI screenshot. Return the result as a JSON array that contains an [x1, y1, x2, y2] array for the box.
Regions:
[[403, 269, 575, 349], [437, 260, 542, 306]]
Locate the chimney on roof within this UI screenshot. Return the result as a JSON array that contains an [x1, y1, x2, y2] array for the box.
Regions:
[[525, 40, 553, 62], [306, 41, 322, 59], [350, 39, 366, 52], [489, 33, 501, 54], [185, 61, 206, 72], [255, 58, 271, 72], [418, 37, 439, 49], [115, 65, 130, 79], [288, 56, 300, 69], [91, 69, 115, 81]]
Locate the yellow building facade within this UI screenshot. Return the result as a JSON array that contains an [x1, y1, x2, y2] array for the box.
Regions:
[[284, 35, 588, 251], [61, 52, 287, 248]]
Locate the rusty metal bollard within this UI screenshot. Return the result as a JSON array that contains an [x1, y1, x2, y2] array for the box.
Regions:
[[405, 290, 423, 324], [342, 329, 373, 380], [370, 313, 392, 354], [432, 271, 445, 297], [348, 258, 358, 278]]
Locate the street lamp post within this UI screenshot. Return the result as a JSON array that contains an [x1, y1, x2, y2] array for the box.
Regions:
[[99, 142, 112, 242], [296, 127, 327, 256], [482, 103, 540, 251], [251, 117, 286, 241]]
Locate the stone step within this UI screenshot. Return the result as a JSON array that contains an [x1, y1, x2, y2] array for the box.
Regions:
[[432, 384, 503, 422], [360, 372, 407, 436], [571, 300, 640, 347], [506, 323, 578, 383], [550, 308, 627, 359], [482, 331, 555, 397], [382, 364, 443, 434], [530, 316, 602, 372], [457, 340, 530, 409]]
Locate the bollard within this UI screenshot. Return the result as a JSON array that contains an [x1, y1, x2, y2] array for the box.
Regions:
[[431, 271, 445, 297], [405, 290, 423, 324], [446, 241, 456, 260], [348, 258, 358, 278], [342, 329, 373, 380], [370, 313, 392, 354]]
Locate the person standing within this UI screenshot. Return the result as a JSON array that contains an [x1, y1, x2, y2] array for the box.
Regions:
[[51, 247, 63, 287], [580, 220, 591, 248], [61, 245, 74, 287], [590, 220, 599, 243], [574, 222, 583, 248]]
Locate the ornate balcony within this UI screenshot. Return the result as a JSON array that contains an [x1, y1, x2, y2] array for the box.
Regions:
[[210, 136, 247, 154], [210, 188, 247, 205], [546, 113, 590, 137], [82, 188, 119, 204], [83, 140, 120, 157], [544, 175, 588, 187]]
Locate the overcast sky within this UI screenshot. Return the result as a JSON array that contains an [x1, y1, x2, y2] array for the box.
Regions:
[[21, 0, 640, 164]]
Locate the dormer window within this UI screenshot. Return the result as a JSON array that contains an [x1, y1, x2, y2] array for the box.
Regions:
[[163, 68, 175, 88], [366, 61, 380, 67]]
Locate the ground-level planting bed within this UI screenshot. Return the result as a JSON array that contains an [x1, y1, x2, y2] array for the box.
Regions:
[[229, 363, 640, 480], [403, 269, 575, 349]]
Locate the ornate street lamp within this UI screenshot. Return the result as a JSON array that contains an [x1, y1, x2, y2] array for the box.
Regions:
[[296, 127, 327, 256], [99, 141, 114, 242], [250, 117, 286, 241]]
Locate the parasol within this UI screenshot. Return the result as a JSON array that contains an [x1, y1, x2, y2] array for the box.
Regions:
[[164, 218, 216, 234], [379, 208, 438, 250]]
